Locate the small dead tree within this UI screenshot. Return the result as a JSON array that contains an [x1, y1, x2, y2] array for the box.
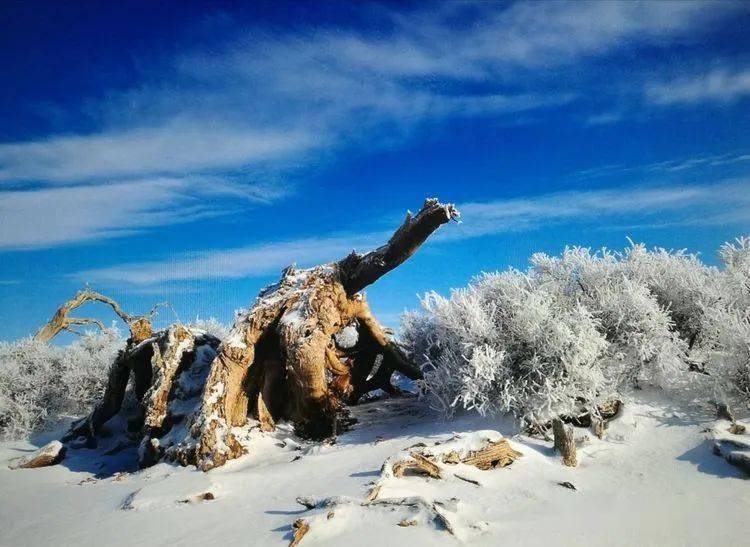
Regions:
[[62, 198, 459, 471]]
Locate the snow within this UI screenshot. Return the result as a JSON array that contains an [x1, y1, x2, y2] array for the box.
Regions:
[[1, 389, 748, 546], [334, 324, 358, 349]]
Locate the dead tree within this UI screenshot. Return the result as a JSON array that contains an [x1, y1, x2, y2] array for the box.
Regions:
[[63, 198, 459, 471]]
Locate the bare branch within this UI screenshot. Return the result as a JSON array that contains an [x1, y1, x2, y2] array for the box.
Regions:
[[339, 198, 459, 295], [67, 317, 107, 331], [34, 288, 155, 343]]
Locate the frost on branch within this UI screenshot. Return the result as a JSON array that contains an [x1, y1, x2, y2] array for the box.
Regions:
[[403, 235, 750, 425]]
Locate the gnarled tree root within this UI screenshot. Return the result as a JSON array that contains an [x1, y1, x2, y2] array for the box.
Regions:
[[61, 198, 459, 471]]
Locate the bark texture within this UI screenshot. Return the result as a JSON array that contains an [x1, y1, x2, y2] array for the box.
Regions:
[[553, 418, 578, 467], [61, 198, 459, 471]]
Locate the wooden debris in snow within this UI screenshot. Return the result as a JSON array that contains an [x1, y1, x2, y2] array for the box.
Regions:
[[710, 420, 750, 475], [553, 418, 577, 467], [178, 492, 215, 504], [728, 423, 746, 435], [392, 452, 442, 479], [9, 441, 65, 469], [452, 438, 522, 470], [290, 519, 310, 547], [60, 198, 458, 472], [295, 496, 318, 510], [716, 402, 735, 423]]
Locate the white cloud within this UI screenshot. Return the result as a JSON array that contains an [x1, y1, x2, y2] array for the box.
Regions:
[[74, 178, 750, 285], [75, 232, 386, 285], [645, 67, 750, 105], [0, 122, 317, 183], [0, 177, 281, 249]]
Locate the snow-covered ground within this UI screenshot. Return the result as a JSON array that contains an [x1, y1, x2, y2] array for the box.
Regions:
[[1, 390, 747, 546]]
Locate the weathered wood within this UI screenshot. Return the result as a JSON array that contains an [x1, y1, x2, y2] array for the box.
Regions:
[[63, 337, 155, 444], [717, 402, 736, 422], [392, 452, 442, 479], [143, 325, 195, 434], [553, 418, 577, 467], [34, 288, 161, 343], [290, 519, 310, 547], [338, 198, 459, 295], [446, 438, 522, 470], [9, 441, 65, 469]]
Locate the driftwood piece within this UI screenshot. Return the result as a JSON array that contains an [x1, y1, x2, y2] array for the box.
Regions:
[[369, 497, 456, 535], [9, 441, 65, 469], [553, 418, 577, 467]]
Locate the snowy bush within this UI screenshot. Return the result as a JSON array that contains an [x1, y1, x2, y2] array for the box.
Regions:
[[402, 236, 750, 423], [188, 317, 231, 342], [0, 329, 123, 441], [403, 271, 610, 424]]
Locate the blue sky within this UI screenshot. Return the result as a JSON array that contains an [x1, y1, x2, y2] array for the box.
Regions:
[[1, 0, 750, 341]]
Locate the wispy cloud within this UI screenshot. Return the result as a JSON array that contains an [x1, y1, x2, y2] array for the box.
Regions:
[[447, 180, 750, 240], [74, 232, 386, 285], [1, 1, 742, 186], [2, 1, 745, 255], [645, 66, 750, 106], [571, 150, 750, 181], [585, 112, 624, 126], [74, 178, 750, 285], [0, 177, 283, 249], [0, 122, 317, 183]]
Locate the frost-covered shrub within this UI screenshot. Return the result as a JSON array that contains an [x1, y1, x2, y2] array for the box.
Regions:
[[530, 247, 686, 390], [703, 237, 750, 397], [405, 270, 610, 424], [188, 317, 230, 342], [624, 243, 721, 349], [402, 236, 750, 422], [0, 329, 123, 441]]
